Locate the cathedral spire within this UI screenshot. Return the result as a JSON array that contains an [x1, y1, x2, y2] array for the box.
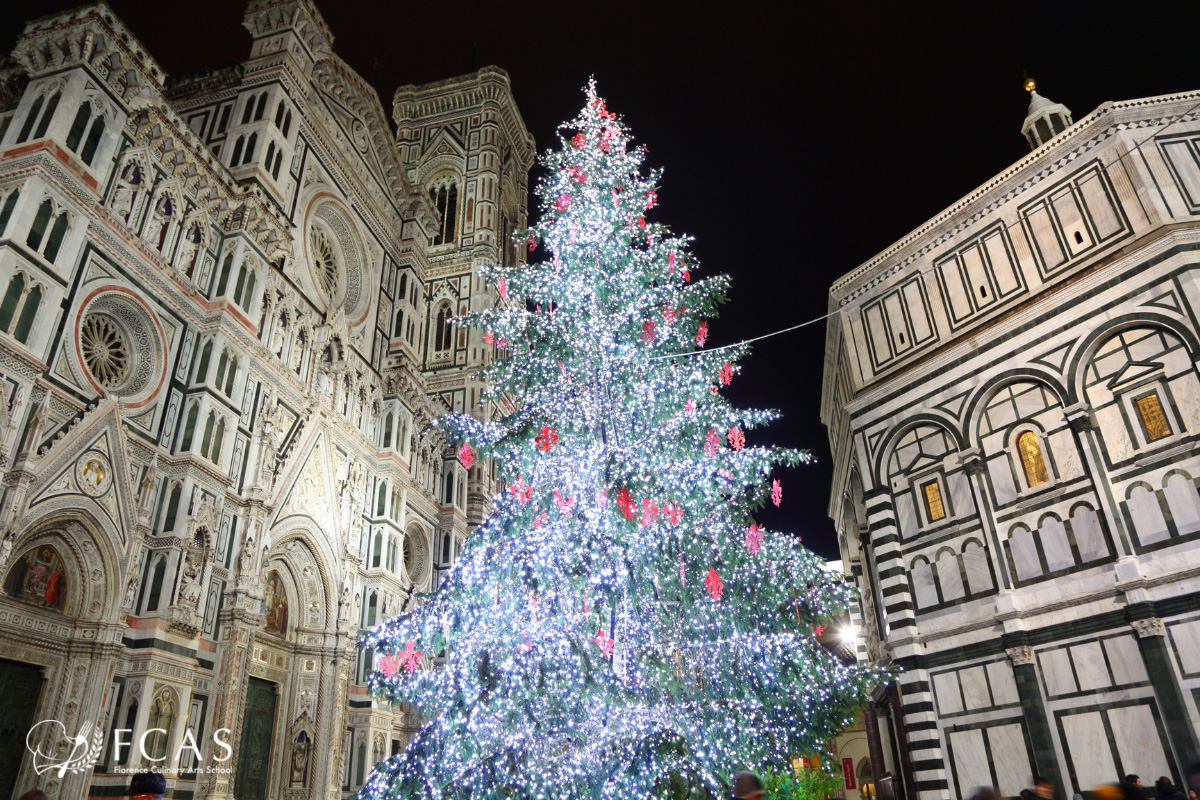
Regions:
[[1021, 77, 1073, 150]]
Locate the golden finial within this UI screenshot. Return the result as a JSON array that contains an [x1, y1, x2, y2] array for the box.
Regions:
[[1024, 77, 1037, 93]]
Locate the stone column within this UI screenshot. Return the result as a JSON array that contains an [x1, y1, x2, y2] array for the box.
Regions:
[[862, 486, 950, 800], [1064, 404, 1132, 557], [863, 698, 888, 793], [1129, 611, 1200, 768], [1004, 639, 1065, 800], [960, 448, 1012, 590]]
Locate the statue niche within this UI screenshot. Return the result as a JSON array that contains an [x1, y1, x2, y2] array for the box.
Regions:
[[263, 569, 289, 637]]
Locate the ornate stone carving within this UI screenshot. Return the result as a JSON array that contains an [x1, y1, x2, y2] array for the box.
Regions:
[[1006, 645, 1035, 666], [1131, 617, 1165, 638]]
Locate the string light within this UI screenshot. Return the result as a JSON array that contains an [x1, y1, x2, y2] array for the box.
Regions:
[[359, 78, 884, 800]]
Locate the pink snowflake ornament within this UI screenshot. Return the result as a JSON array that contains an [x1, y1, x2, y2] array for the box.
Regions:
[[457, 443, 475, 470]]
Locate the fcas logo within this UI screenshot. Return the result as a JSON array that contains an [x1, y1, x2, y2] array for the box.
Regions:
[[26, 720, 104, 777]]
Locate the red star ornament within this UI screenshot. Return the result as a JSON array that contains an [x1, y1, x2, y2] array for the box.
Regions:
[[705, 568, 724, 602], [457, 443, 475, 469], [535, 425, 559, 453]]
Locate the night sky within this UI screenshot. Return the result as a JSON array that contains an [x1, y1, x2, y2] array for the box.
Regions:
[[4, 1, 1197, 558]]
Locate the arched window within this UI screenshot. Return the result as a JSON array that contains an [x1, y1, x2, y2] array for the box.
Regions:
[[398, 273, 407, 301], [195, 341, 213, 383], [79, 115, 105, 166], [146, 557, 167, 610], [33, 92, 61, 140], [377, 483, 387, 516], [16, 94, 45, 143], [445, 472, 454, 505], [244, 133, 257, 164], [395, 309, 404, 339], [382, 413, 393, 447], [66, 101, 93, 152], [372, 533, 382, 569], [224, 357, 238, 397], [255, 93, 268, 122], [0, 189, 19, 231], [1017, 431, 1049, 488], [367, 592, 377, 626], [12, 285, 41, 344], [274, 101, 286, 129], [26, 200, 53, 251], [117, 701, 138, 765], [0, 272, 25, 332], [428, 182, 459, 247], [216, 350, 229, 388], [240, 97, 254, 125], [230, 136, 245, 167], [215, 253, 234, 296], [234, 260, 256, 310], [442, 532, 452, 564], [201, 411, 215, 457], [271, 149, 282, 180], [180, 403, 199, 450], [282, 109, 292, 138], [209, 418, 225, 462], [265, 141, 276, 171], [434, 304, 452, 352], [44, 210, 69, 262]]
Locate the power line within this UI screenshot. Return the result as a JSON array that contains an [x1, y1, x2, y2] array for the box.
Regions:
[[649, 93, 1200, 362]]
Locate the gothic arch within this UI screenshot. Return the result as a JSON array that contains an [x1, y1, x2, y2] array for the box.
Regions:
[[265, 523, 339, 633], [963, 370, 1070, 444], [6, 508, 122, 621], [873, 414, 963, 487], [1067, 313, 1200, 404]]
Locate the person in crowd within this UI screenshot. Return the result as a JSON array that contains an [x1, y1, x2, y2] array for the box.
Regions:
[[731, 771, 764, 799], [1022, 777, 1055, 800], [129, 771, 166, 800], [17, 791, 48, 800], [969, 787, 999, 800], [1129, 778, 1143, 790], [1156, 776, 1185, 800]]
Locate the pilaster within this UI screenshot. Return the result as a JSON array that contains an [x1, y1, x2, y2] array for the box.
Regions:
[[1127, 606, 1200, 769], [1004, 636, 1065, 800]]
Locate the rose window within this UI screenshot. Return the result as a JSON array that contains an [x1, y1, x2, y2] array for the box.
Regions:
[[309, 225, 341, 301], [81, 313, 130, 388], [404, 528, 430, 585]]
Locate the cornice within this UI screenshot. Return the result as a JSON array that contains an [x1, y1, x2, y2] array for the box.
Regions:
[[830, 89, 1200, 305]]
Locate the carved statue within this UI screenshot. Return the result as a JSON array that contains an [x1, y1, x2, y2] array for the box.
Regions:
[[138, 454, 158, 519], [290, 737, 311, 786], [0, 531, 12, 574], [238, 536, 256, 578], [142, 207, 167, 252], [122, 576, 139, 610], [178, 559, 203, 607], [337, 585, 351, 629]]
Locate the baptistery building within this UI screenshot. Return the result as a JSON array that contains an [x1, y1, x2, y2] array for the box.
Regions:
[[0, 2, 533, 799], [822, 85, 1200, 800]]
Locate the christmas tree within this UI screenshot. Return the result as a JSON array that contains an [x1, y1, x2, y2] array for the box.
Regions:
[[360, 81, 881, 800]]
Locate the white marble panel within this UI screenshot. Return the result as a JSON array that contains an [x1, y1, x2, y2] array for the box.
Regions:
[[988, 723, 1034, 797], [1129, 484, 1171, 546], [1104, 635, 1148, 685], [938, 550, 966, 601], [963, 541, 994, 595], [989, 455, 1018, 506], [1061, 711, 1117, 792], [1095, 405, 1134, 462], [1172, 372, 1200, 435], [1050, 429, 1084, 480], [933, 671, 963, 715], [912, 559, 939, 610], [1010, 526, 1042, 582], [960, 666, 991, 711], [897, 491, 919, 539], [950, 471, 976, 517], [1040, 516, 1074, 572], [1164, 472, 1200, 535], [1038, 648, 1077, 696], [1109, 704, 1172, 782], [987, 661, 1020, 706], [1068, 641, 1111, 692], [1071, 504, 1109, 563], [1170, 619, 1200, 675], [949, 728, 992, 798]]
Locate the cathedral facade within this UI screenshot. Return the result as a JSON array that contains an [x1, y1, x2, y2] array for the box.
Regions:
[[0, 2, 533, 800], [822, 86, 1200, 800]]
